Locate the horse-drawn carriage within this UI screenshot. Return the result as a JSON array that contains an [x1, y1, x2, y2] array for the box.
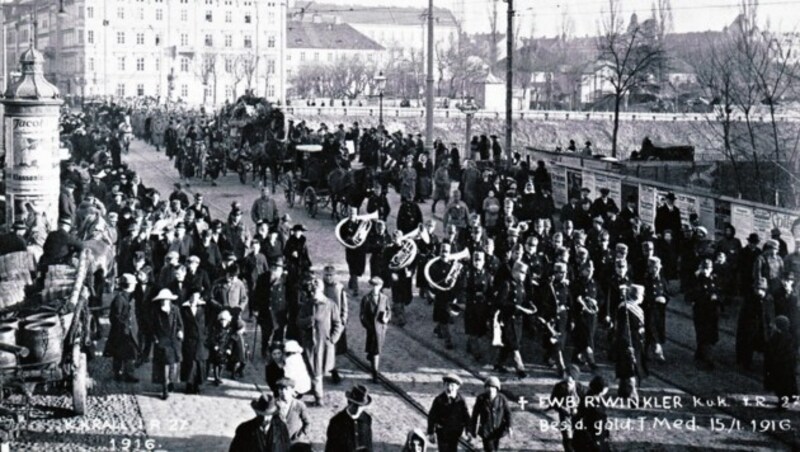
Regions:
[[0, 248, 92, 431]]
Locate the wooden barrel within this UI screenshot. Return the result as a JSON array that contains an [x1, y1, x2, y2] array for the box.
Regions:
[[0, 326, 17, 369], [19, 321, 62, 365]]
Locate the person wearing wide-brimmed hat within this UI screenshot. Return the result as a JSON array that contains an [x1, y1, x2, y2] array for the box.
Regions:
[[325, 385, 373, 452], [151, 288, 184, 400], [470, 377, 511, 452], [360, 276, 391, 382], [105, 273, 140, 383], [180, 290, 209, 394], [427, 373, 469, 452], [230, 392, 291, 452]]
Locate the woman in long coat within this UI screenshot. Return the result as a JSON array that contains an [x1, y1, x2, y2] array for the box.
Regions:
[[360, 277, 391, 382], [105, 275, 140, 381], [180, 291, 209, 394], [151, 289, 184, 400]]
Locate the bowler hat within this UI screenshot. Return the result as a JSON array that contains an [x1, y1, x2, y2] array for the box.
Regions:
[[346, 385, 373, 406], [600, 188, 610, 195], [666, 192, 676, 201], [251, 393, 278, 415], [292, 224, 308, 232], [747, 233, 760, 244]]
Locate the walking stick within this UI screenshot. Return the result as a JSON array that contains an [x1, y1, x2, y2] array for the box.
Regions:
[[250, 319, 259, 363]]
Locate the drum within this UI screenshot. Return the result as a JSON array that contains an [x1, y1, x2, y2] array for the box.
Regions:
[[19, 321, 63, 365], [0, 326, 17, 369]]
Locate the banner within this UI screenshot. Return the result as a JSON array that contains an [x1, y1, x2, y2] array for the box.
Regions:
[[551, 166, 568, 207], [639, 185, 657, 227], [752, 208, 798, 254], [594, 173, 622, 208]]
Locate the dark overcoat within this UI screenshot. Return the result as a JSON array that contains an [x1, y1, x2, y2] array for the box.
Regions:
[[360, 292, 391, 357], [325, 410, 373, 452], [105, 291, 140, 360], [180, 304, 209, 382]]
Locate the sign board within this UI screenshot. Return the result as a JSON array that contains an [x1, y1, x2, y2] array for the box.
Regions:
[[752, 208, 797, 254], [551, 166, 568, 207], [639, 185, 657, 227], [697, 196, 716, 239]]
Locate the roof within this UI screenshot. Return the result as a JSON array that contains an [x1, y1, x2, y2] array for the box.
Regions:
[[287, 21, 384, 51], [291, 3, 458, 28]]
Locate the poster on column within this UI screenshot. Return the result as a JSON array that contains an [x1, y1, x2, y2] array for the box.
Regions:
[[731, 205, 754, 241], [593, 173, 622, 208], [551, 166, 568, 207], [697, 196, 716, 239], [639, 185, 657, 227]]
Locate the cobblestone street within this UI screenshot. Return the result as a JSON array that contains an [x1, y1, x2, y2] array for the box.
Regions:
[[7, 138, 799, 451]]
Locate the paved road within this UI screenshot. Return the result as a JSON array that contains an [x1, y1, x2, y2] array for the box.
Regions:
[[8, 138, 799, 451]]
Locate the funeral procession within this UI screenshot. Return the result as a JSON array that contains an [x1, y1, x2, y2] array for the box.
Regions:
[[0, 0, 798, 450]]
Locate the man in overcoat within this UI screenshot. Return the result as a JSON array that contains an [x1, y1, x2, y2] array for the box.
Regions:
[[427, 373, 470, 452], [151, 289, 184, 400], [106, 273, 140, 382], [180, 291, 209, 394], [297, 278, 343, 405], [325, 385, 374, 452], [229, 393, 290, 452], [360, 277, 391, 382]]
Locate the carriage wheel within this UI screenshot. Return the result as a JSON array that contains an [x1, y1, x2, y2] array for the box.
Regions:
[[304, 187, 318, 218], [71, 343, 87, 415]]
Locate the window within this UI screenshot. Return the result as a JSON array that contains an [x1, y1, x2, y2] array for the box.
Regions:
[[286, 68, 292, 78], [117, 7, 124, 19], [136, 33, 144, 45], [243, 35, 252, 48], [87, 30, 94, 44], [88, 57, 95, 71], [137, 84, 145, 96], [300, 52, 305, 62], [314, 52, 319, 61], [224, 58, 233, 73], [225, 11, 232, 22], [205, 11, 212, 22], [86, 6, 94, 18], [118, 57, 126, 71], [180, 57, 189, 72], [266, 58, 275, 74], [224, 34, 232, 47], [267, 84, 275, 97], [155, 58, 160, 71], [181, 9, 188, 21], [136, 57, 144, 71], [204, 86, 212, 100], [204, 34, 213, 46], [155, 9, 163, 20], [367, 53, 373, 62], [180, 33, 189, 46], [116, 83, 125, 97], [225, 86, 233, 100], [244, 13, 251, 24], [117, 31, 125, 44], [327, 52, 332, 62], [138, 8, 144, 20], [267, 35, 275, 48], [155, 34, 161, 46], [181, 84, 188, 98], [268, 12, 275, 23]]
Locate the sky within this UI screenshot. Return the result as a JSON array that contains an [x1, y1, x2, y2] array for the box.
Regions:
[[310, 0, 800, 37]]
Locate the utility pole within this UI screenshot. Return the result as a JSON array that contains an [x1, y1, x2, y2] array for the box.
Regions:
[[425, 0, 434, 157], [504, 0, 513, 162]]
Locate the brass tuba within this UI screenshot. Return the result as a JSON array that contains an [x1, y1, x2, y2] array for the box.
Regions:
[[425, 249, 471, 292], [388, 229, 420, 270], [335, 211, 379, 249]]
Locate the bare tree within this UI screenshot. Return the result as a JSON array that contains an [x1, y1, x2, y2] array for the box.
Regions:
[[487, 0, 501, 66], [596, 0, 666, 157], [236, 53, 259, 95], [196, 52, 217, 105]]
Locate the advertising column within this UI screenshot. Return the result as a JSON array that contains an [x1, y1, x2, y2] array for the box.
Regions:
[[1, 47, 64, 231]]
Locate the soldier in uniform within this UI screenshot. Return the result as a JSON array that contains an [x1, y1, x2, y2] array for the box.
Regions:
[[463, 251, 493, 361], [643, 257, 669, 363], [540, 262, 571, 373], [431, 243, 461, 349], [385, 231, 414, 327], [493, 260, 535, 378], [323, 265, 348, 384], [615, 284, 646, 399], [367, 220, 391, 284], [736, 277, 771, 370], [341, 207, 368, 295], [254, 258, 288, 352], [572, 260, 600, 370], [415, 220, 440, 302]]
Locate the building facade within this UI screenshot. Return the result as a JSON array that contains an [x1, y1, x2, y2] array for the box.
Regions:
[[3, 0, 287, 106]]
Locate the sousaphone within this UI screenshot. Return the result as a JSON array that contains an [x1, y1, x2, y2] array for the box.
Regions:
[[335, 211, 379, 249], [424, 249, 471, 291]]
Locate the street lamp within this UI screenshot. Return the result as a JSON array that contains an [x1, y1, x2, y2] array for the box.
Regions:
[[374, 71, 386, 126], [458, 96, 479, 161]]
